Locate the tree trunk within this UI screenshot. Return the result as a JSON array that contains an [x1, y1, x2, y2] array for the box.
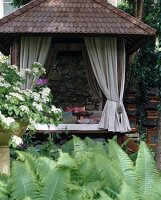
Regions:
[[136, 0, 144, 20], [155, 114, 161, 171]]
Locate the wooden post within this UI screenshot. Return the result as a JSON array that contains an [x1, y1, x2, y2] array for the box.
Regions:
[[0, 146, 10, 175], [11, 38, 20, 67]]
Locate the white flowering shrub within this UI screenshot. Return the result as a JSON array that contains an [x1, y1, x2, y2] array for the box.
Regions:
[[0, 56, 62, 132], [11, 135, 23, 148]]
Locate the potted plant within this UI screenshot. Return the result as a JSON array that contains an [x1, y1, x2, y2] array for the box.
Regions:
[[0, 56, 62, 174]]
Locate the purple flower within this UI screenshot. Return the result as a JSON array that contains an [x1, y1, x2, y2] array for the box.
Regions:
[[36, 79, 48, 85]]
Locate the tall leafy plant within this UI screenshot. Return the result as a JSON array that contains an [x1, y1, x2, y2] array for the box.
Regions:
[[1, 137, 161, 199]]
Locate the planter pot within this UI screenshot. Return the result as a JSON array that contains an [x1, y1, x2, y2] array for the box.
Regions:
[[0, 121, 28, 145], [0, 121, 28, 175]]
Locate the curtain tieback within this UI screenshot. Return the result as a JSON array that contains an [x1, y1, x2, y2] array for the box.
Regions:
[[117, 102, 123, 114], [107, 99, 123, 114]]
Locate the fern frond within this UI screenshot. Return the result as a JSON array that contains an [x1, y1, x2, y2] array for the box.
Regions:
[[39, 168, 70, 200], [0, 173, 8, 182], [36, 156, 56, 181], [16, 151, 37, 173], [108, 140, 136, 187], [98, 191, 113, 200], [10, 161, 38, 200], [80, 181, 104, 199], [0, 193, 9, 200], [118, 181, 139, 200], [94, 153, 122, 194], [73, 136, 88, 163], [61, 139, 74, 155], [0, 174, 9, 200], [56, 151, 76, 169], [135, 141, 159, 196], [67, 182, 81, 192], [73, 156, 97, 182], [66, 190, 82, 200], [84, 137, 96, 147], [25, 146, 41, 157], [84, 137, 109, 156], [143, 176, 161, 200]]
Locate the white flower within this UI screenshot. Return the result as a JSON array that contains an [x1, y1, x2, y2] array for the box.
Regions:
[[9, 92, 25, 101], [13, 87, 20, 91], [5, 117, 15, 126], [41, 87, 51, 98], [11, 135, 23, 146], [51, 106, 62, 113], [15, 81, 21, 87], [0, 82, 11, 88], [25, 69, 32, 72], [0, 111, 15, 127], [8, 65, 18, 71], [20, 105, 30, 113], [42, 96, 50, 103], [33, 62, 41, 65], [17, 70, 25, 77], [0, 76, 4, 82], [33, 102, 43, 111], [32, 92, 41, 102], [33, 68, 39, 74], [22, 89, 32, 97]]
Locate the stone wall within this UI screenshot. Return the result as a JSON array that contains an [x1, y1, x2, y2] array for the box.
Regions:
[[49, 55, 100, 111]]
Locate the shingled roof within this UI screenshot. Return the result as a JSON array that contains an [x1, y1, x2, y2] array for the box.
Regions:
[[0, 0, 156, 55], [0, 0, 156, 35]]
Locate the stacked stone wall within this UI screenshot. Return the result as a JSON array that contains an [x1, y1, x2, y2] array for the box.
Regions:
[[49, 55, 100, 111]]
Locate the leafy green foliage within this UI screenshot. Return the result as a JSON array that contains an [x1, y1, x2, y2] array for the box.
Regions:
[[119, 0, 161, 140], [1, 137, 161, 199], [11, 0, 31, 8]]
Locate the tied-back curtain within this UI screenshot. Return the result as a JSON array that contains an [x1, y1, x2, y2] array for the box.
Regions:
[[46, 44, 58, 80], [85, 37, 131, 132], [20, 37, 52, 89], [82, 46, 103, 110]]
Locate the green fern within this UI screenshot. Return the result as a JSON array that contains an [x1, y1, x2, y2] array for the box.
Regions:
[[118, 182, 139, 200], [56, 151, 76, 169], [10, 161, 38, 200], [39, 168, 70, 200], [0, 174, 9, 200], [0, 137, 161, 200], [79, 180, 104, 199], [135, 141, 159, 197], [98, 191, 114, 200], [108, 140, 136, 187], [36, 156, 56, 181], [73, 136, 89, 163], [16, 151, 38, 174], [144, 177, 161, 200], [0, 173, 9, 200], [94, 153, 121, 195]]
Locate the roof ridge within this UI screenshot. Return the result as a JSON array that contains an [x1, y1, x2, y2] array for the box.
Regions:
[[0, 0, 44, 26], [92, 0, 156, 35]]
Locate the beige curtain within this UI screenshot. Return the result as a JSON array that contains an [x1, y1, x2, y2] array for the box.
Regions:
[[20, 37, 52, 89], [46, 44, 58, 80], [85, 37, 131, 132], [83, 46, 103, 110]]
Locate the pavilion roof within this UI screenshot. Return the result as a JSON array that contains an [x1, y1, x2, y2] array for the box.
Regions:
[[0, 0, 156, 35], [0, 0, 156, 55]]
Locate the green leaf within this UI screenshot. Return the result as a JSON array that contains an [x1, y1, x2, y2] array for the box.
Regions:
[[135, 141, 159, 197], [10, 161, 38, 200], [39, 168, 70, 200], [108, 140, 136, 187]]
